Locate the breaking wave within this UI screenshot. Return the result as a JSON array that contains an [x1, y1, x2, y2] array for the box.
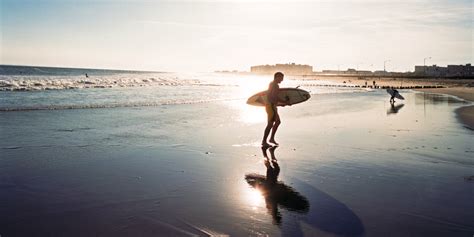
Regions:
[[0, 74, 203, 91]]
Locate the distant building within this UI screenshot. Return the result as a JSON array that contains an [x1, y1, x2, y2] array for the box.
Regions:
[[447, 64, 474, 77], [415, 64, 473, 77], [250, 63, 313, 75], [321, 70, 342, 74], [321, 69, 372, 75]]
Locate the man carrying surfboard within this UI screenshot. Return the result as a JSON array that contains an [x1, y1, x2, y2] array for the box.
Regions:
[[262, 72, 285, 147], [389, 87, 400, 104]]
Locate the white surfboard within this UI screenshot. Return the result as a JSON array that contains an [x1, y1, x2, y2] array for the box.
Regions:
[[246, 88, 311, 107], [386, 88, 404, 100]]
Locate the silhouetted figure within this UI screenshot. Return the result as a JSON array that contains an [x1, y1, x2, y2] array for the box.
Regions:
[[390, 87, 399, 104], [262, 72, 286, 147], [85, 73, 89, 78], [244, 146, 365, 236], [245, 146, 309, 226], [373, 80, 376, 88]]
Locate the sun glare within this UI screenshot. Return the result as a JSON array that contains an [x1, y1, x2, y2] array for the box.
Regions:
[[228, 75, 269, 124], [244, 187, 264, 209]]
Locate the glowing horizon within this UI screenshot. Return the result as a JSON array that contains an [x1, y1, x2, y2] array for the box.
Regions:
[[1, 0, 472, 72]]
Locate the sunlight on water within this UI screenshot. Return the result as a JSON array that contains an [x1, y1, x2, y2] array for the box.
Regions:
[[244, 186, 265, 209], [223, 75, 269, 124], [235, 102, 267, 124]]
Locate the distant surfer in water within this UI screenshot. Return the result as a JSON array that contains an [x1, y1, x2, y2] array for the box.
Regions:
[[262, 72, 285, 147], [389, 87, 399, 104]]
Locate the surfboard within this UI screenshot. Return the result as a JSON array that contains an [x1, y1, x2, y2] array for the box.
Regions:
[[386, 88, 404, 100], [246, 88, 311, 107]]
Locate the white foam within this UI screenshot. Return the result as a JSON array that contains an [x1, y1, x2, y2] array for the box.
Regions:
[[0, 73, 202, 91]]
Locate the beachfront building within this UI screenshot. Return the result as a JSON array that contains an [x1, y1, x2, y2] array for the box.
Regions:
[[250, 63, 313, 75], [321, 69, 373, 75], [414, 64, 474, 77], [447, 64, 474, 77]]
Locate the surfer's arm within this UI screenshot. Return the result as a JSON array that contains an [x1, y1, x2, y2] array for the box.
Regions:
[[268, 83, 279, 104], [274, 85, 290, 106]]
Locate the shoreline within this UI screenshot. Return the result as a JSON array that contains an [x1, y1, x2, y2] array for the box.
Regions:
[[415, 87, 474, 130], [455, 106, 474, 130], [293, 75, 473, 88], [312, 75, 474, 130]]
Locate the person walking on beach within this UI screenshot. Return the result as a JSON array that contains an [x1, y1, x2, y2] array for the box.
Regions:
[[390, 87, 399, 104], [262, 72, 285, 147]]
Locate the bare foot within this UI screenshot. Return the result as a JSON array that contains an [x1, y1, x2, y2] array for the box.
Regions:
[[261, 142, 271, 147], [269, 139, 279, 146]]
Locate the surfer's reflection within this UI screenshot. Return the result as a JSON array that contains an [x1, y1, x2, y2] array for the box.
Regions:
[[387, 103, 405, 115], [245, 146, 309, 225]]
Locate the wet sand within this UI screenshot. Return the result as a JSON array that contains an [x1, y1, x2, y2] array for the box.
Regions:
[[456, 106, 474, 130], [298, 75, 474, 88], [1, 90, 473, 236], [415, 87, 474, 102], [311, 75, 474, 129], [415, 87, 474, 129]]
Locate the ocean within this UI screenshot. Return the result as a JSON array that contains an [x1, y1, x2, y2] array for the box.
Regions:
[[0, 65, 362, 111]]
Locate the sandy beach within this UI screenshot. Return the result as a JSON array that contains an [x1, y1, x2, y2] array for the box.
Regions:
[[414, 87, 474, 102], [2, 0, 472, 235], [415, 87, 474, 130], [299, 75, 474, 88], [304, 75, 474, 129], [1, 81, 473, 236]]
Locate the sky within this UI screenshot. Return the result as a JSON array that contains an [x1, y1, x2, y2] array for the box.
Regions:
[[0, 0, 472, 72]]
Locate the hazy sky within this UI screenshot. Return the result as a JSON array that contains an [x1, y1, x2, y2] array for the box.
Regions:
[[1, 0, 472, 72]]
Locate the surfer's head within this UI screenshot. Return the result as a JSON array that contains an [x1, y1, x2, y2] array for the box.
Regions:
[[274, 72, 284, 83]]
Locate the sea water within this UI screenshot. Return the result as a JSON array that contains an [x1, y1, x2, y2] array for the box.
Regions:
[[0, 65, 363, 111]]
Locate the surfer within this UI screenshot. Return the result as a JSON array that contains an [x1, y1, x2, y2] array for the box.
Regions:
[[389, 87, 399, 104], [262, 72, 285, 147]]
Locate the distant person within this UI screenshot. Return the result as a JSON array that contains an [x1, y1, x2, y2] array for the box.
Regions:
[[262, 72, 285, 147], [373, 80, 376, 88], [390, 87, 399, 104], [85, 73, 89, 78]]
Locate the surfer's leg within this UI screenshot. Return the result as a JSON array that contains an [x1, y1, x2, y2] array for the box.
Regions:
[[269, 107, 280, 145], [262, 105, 275, 146], [262, 122, 272, 146]]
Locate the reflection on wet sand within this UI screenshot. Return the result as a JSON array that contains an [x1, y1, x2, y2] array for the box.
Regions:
[[245, 146, 309, 225], [415, 92, 467, 105], [245, 147, 365, 236], [245, 146, 365, 236], [387, 103, 405, 115]]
